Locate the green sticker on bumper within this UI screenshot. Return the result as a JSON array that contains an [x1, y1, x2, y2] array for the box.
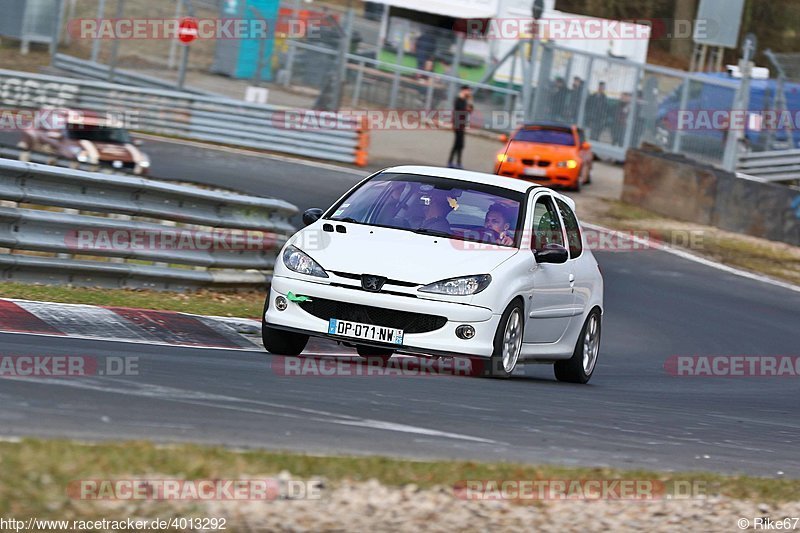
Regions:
[[286, 291, 312, 303]]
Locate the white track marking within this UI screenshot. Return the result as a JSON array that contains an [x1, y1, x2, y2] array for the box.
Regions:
[[583, 222, 800, 295], [4, 376, 500, 444], [14, 301, 157, 342]]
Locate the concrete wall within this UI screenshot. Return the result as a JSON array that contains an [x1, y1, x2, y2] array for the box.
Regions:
[[623, 148, 800, 247]]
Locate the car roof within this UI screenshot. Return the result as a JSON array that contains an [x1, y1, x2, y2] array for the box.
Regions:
[[381, 165, 537, 193], [521, 121, 575, 130]]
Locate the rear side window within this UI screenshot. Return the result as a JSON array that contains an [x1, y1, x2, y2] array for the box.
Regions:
[[530, 196, 565, 251], [556, 199, 583, 257]]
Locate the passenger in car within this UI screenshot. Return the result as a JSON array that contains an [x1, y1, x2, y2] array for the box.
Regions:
[[484, 203, 515, 246]]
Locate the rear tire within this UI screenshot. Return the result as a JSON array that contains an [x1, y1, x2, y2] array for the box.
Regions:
[[356, 345, 393, 366], [554, 309, 601, 384], [261, 298, 308, 356], [484, 301, 524, 379]]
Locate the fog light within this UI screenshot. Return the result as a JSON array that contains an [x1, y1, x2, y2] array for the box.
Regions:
[[456, 325, 475, 340], [275, 296, 288, 311]]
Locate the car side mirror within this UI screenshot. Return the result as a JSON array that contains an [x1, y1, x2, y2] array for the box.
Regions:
[[302, 208, 324, 226], [534, 243, 569, 264], [47, 131, 62, 139], [499, 134, 509, 143], [582, 141, 591, 150]]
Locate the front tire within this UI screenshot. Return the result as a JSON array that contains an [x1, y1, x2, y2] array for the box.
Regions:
[[570, 169, 583, 192], [554, 309, 601, 384], [261, 298, 308, 355], [484, 301, 524, 378]]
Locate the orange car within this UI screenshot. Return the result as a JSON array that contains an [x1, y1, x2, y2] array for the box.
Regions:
[[494, 122, 593, 191]]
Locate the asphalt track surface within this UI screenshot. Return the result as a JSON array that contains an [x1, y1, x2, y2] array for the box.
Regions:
[[1, 135, 799, 477]]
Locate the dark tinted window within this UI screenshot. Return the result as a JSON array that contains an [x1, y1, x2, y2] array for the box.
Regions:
[[66, 124, 131, 144], [326, 173, 525, 248], [556, 198, 582, 257], [530, 196, 565, 251], [513, 128, 575, 146]]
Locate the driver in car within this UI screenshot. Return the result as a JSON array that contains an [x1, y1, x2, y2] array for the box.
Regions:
[[419, 191, 455, 233], [484, 203, 515, 246]]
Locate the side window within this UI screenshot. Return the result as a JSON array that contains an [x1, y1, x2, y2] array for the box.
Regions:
[[530, 196, 565, 251], [556, 198, 583, 258], [577, 128, 586, 145]]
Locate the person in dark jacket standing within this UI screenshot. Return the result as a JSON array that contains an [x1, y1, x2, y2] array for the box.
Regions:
[[587, 81, 609, 140], [448, 85, 473, 169]]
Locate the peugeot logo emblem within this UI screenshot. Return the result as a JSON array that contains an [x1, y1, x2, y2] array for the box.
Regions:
[[361, 275, 386, 292]]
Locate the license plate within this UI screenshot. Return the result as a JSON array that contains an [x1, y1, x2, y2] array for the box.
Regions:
[[523, 167, 547, 177], [328, 319, 404, 345]]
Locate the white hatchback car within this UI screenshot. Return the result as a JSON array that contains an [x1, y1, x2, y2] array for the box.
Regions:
[[263, 166, 603, 382]]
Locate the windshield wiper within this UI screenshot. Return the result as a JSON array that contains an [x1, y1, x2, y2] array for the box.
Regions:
[[411, 228, 453, 238], [330, 217, 359, 223]]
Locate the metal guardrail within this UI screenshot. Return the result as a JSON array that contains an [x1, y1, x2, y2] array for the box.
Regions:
[[0, 159, 298, 291], [737, 149, 800, 183], [51, 54, 214, 95], [1, 65, 370, 166]]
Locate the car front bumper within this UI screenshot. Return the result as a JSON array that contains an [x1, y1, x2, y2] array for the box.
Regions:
[[496, 164, 579, 186], [265, 275, 502, 358]]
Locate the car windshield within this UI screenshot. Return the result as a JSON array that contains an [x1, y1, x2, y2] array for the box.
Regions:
[[327, 173, 524, 248], [65, 124, 131, 144], [513, 128, 575, 146]]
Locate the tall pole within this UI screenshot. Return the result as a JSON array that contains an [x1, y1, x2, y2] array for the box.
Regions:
[[90, 0, 106, 63], [50, 0, 67, 62], [723, 34, 756, 171], [108, 0, 126, 81], [332, 6, 354, 110], [177, 0, 195, 90]]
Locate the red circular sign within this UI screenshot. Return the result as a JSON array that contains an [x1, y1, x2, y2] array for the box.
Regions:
[[178, 17, 199, 44]]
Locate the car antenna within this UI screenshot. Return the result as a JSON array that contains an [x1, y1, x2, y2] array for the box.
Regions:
[[496, 131, 515, 175]]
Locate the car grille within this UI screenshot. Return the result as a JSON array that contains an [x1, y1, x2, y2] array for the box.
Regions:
[[522, 159, 551, 167], [330, 271, 419, 288], [298, 298, 447, 333], [100, 160, 136, 169]]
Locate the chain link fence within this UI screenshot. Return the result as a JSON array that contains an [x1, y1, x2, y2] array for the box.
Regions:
[[46, 0, 765, 167]]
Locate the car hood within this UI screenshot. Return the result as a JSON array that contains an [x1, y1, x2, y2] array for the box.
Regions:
[[290, 222, 518, 285]]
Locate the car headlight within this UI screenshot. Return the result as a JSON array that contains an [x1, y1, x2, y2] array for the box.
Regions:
[[419, 274, 491, 296], [282, 245, 328, 278], [139, 160, 150, 168], [557, 159, 578, 169], [497, 154, 516, 163]]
